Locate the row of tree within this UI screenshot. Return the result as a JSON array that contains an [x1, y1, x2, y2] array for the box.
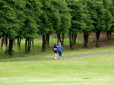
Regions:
[[0, 0, 114, 55]]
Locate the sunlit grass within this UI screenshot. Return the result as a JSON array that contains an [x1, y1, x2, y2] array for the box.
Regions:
[[0, 54, 114, 85]]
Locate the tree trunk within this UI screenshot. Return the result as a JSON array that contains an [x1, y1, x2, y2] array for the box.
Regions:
[[27, 39, 31, 53], [61, 33, 64, 46], [1, 36, 4, 49], [4, 36, 8, 48], [83, 32, 89, 48], [1, 36, 8, 49], [69, 32, 73, 49], [72, 33, 74, 45], [46, 33, 50, 46], [74, 33, 77, 45], [17, 38, 21, 49], [96, 31, 100, 46], [32, 39, 34, 48], [6, 36, 8, 48], [107, 31, 109, 40], [8, 39, 13, 55], [17, 38, 19, 48], [109, 31, 112, 41], [25, 38, 31, 53], [13, 39, 15, 44], [57, 33, 61, 43], [25, 39, 28, 53], [107, 31, 111, 41], [42, 35, 46, 52]]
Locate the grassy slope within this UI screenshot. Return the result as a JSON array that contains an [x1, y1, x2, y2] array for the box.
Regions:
[[0, 54, 114, 85]]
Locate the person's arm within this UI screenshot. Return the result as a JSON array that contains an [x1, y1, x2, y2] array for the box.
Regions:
[[61, 45, 63, 49]]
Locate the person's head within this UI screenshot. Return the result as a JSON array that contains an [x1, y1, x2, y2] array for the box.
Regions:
[[55, 43, 57, 45], [58, 42, 61, 45]]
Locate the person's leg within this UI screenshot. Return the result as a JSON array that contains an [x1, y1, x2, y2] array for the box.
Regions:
[[59, 51, 62, 59], [58, 51, 60, 57], [60, 51, 62, 57], [58, 51, 61, 59], [55, 53, 57, 57], [55, 53, 57, 59]]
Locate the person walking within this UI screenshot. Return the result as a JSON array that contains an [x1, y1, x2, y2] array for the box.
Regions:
[[57, 42, 63, 59], [53, 43, 58, 59]]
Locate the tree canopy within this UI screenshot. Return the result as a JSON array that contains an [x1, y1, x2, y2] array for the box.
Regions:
[[1, 0, 114, 54]]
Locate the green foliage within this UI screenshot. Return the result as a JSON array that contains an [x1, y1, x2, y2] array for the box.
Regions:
[[102, 0, 113, 31], [81, 0, 95, 33], [66, 0, 83, 33], [38, 0, 55, 35], [0, 0, 20, 39], [91, 0, 105, 31], [1, 0, 114, 55], [22, 0, 42, 39], [52, 0, 71, 34]]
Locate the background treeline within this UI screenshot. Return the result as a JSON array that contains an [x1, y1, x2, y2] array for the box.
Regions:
[[0, 0, 114, 55]]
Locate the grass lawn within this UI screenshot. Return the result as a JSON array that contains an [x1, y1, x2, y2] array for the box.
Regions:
[[0, 54, 114, 85]]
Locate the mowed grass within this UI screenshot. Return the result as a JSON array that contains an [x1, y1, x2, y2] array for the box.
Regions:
[[0, 54, 114, 85]]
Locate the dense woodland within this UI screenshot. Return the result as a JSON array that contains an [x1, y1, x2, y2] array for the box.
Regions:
[[0, 0, 114, 55]]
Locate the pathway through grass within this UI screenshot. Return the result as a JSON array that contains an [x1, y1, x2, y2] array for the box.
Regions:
[[1, 47, 114, 62]]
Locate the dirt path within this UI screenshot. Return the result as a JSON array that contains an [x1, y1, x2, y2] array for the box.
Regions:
[[19, 51, 114, 62]]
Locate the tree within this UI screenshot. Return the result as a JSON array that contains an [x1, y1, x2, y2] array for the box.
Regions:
[[0, 0, 22, 54], [81, 0, 94, 48], [22, 0, 42, 53], [89, 0, 106, 46], [52, 0, 71, 46], [109, 0, 114, 40], [38, 0, 71, 52], [38, 0, 55, 52], [102, 0, 114, 41], [66, 0, 83, 49]]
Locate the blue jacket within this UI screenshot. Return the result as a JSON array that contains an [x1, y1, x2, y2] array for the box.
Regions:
[[57, 45, 63, 51]]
